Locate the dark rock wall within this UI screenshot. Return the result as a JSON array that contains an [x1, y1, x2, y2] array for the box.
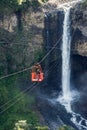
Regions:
[[70, 3, 87, 87], [70, 4, 87, 117], [44, 3, 87, 116], [0, 2, 87, 101], [71, 4, 87, 56], [71, 54, 87, 117], [44, 10, 64, 92]]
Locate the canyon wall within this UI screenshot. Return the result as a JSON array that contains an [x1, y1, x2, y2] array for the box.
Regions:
[[0, 8, 44, 75], [0, 2, 87, 98], [70, 4, 87, 117], [71, 3, 87, 56]]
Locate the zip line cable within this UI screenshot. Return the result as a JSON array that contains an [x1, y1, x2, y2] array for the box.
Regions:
[[0, 43, 60, 112], [0, 28, 78, 114], [0, 61, 59, 114], [0, 35, 62, 80], [0, 1, 83, 80], [0, 16, 79, 113], [0, 62, 56, 111], [0, 67, 31, 80], [0, 61, 58, 112], [39, 36, 62, 63], [0, 83, 39, 114], [0, 2, 63, 113], [0, 82, 36, 110], [3, 42, 87, 52], [0, 35, 62, 111], [0, 0, 83, 114]]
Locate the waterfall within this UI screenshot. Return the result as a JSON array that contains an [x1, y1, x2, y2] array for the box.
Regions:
[[45, 1, 87, 129], [62, 8, 71, 100], [58, 5, 87, 130], [58, 8, 72, 113], [44, 2, 87, 129]]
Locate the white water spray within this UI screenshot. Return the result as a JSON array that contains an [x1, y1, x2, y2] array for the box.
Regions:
[[62, 8, 71, 101], [58, 8, 72, 113], [45, 2, 87, 128], [57, 2, 87, 129]]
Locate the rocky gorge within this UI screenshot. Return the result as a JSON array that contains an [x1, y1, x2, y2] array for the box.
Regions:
[[0, 1, 87, 78], [0, 0, 87, 129]]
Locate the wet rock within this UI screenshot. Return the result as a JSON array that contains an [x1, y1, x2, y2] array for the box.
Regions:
[[71, 3, 87, 56]]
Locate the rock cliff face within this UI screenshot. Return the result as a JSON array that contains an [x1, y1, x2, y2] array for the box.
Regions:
[[0, 8, 44, 75], [70, 3, 87, 84], [0, 2, 87, 91], [70, 4, 87, 116], [44, 10, 64, 91], [43, 3, 87, 117], [71, 4, 87, 56]]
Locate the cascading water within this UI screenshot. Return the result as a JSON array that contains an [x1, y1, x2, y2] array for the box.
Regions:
[[43, 1, 87, 129], [42, 2, 87, 129], [57, 7, 72, 113], [58, 4, 87, 130], [61, 8, 71, 111]]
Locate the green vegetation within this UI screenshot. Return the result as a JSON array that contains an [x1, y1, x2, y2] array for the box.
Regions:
[[82, 0, 87, 7], [58, 125, 75, 130], [0, 0, 41, 14], [14, 120, 49, 130], [35, 126, 49, 130], [34, 48, 45, 63], [42, 0, 49, 3], [0, 74, 39, 130]]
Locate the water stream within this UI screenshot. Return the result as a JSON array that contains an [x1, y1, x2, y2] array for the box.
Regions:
[[42, 1, 87, 129], [57, 3, 87, 130], [59, 7, 72, 113]]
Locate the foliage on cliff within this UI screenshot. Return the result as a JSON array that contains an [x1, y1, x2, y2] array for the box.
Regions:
[[83, 0, 87, 7], [0, 0, 41, 14]]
